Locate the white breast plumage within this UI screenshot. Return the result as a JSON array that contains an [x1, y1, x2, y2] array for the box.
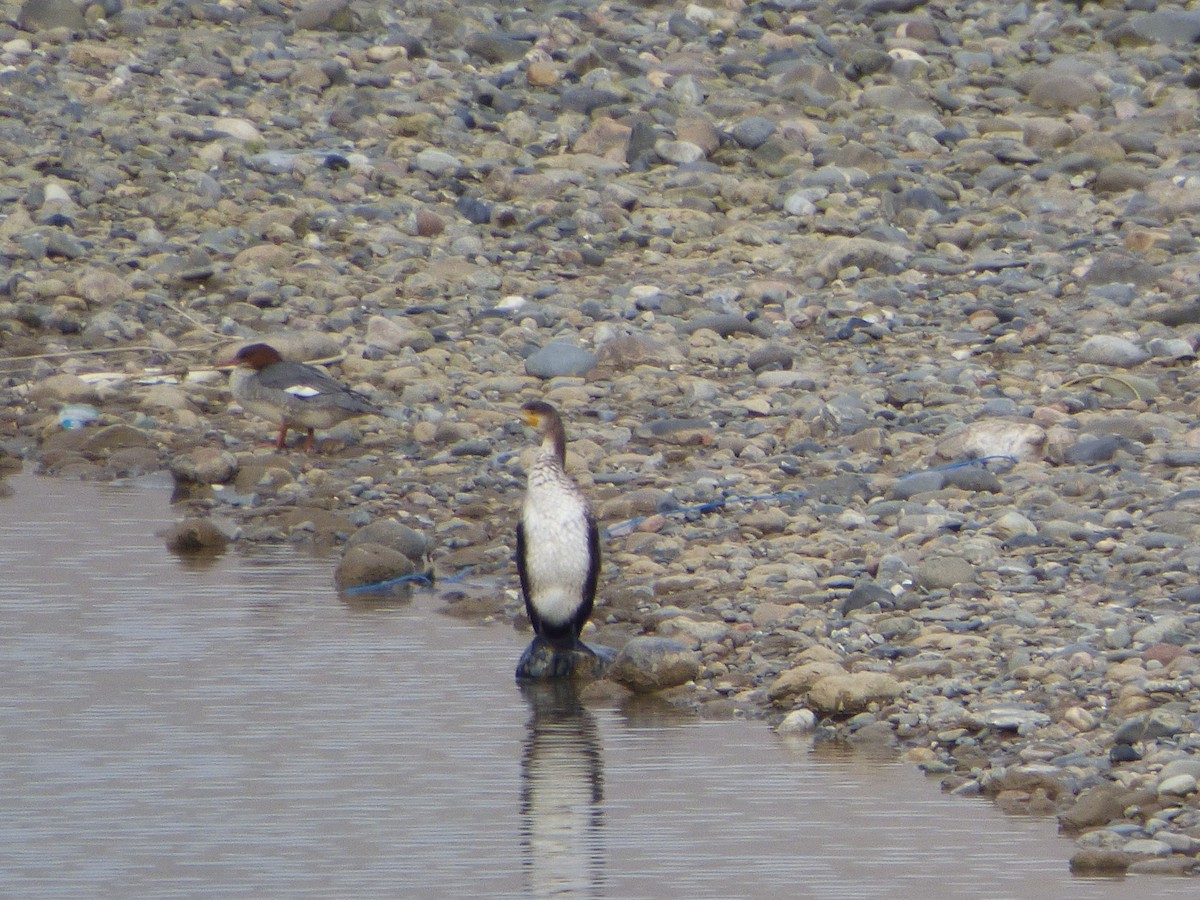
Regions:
[[522, 460, 592, 627]]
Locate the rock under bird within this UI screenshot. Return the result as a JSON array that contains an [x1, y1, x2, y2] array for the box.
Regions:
[[222, 342, 378, 452], [515, 400, 600, 678]]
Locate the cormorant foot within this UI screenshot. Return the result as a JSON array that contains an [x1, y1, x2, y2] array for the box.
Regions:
[[515, 636, 603, 681]]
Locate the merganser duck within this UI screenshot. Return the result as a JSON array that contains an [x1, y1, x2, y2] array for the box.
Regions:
[[515, 401, 600, 678], [223, 342, 378, 452]]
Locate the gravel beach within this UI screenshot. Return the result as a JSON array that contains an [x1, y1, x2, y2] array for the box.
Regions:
[[5, 0, 1200, 875]]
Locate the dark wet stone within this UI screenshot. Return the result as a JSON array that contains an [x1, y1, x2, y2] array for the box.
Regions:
[[859, 0, 929, 13], [845, 48, 892, 80], [449, 438, 492, 457], [746, 345, 793, 372], [163, 517, 229, 555], [1109, 743, 1142, 763], [465, 32, 531, 64], [627, 119, 660, 165], [838, 581, 893, 615], [560, 87, 622, 115], [516, 635, 615, 681], [942, 465, 1002, 492], [667, 11, 705, 39], [729, 116, 776, 149], [1069, 849, 1131, 875], [889, 470, 946, 499], [606, 636, 699, 693], [1162, 450, 1200, 467], [829, 317, 888, 340], [45, 230, 89, 259], [456, 195, 492, 224], [387, 30, 426, 59], [1175, 585, 1200, 604], [1147, 300, 1200, 326], [1065, 435, 1129, 464], [682, 313, 757, 337], [578, 246, 606, 266]]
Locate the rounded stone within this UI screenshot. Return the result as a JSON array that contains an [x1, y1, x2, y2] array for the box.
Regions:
[[915, 557, 976, 590], [413, 149, 462, 176], [730, 116, 777, 149], [776, 709, 817, 734], [524, 340, 598, 379], [170, 448, 238, 485], [1079, 335, 1150, 367], [163, 518, 229, 554], [344, 518, 431, 565], [806, 672, 901, 716], [606, 637, 699, 693], [1069, 849, 1130, 874], [334, 543, 419, 592], [1157, 774, 1197, 797]]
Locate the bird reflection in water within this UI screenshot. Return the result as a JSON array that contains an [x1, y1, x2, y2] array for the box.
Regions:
[[519, 680, 606, 897]]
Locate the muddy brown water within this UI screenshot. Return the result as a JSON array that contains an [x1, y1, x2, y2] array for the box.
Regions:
[[0, 472, 1190, 898]]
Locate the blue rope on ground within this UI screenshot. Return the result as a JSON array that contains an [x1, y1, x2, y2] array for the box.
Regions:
[[926, 454, 1019, 473], [340, 566, 475, 596], [341, 572, 433, 595], [604, 488, 809, 538]]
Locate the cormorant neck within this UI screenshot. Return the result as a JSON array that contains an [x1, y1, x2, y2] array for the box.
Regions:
[[541, 420, 566, 467]]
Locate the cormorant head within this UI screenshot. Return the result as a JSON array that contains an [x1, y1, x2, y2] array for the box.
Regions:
[[520, 400, 559, 433], [520, 400, 567, 463]]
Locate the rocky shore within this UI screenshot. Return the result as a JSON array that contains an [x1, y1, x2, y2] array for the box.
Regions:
[[4, 0, 1200, 875]]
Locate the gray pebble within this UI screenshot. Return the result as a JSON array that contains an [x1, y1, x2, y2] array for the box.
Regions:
[[730, 116, 776, 149], [524, 340, 597, 379], [915, 557, 975, 590], [413, 149, 462, 176], [889, 471, 946, 499], [1078, 335, 1149, 367]]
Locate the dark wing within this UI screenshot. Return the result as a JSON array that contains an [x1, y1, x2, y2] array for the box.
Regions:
[[572, 512, 600, 636], [330, 386, 377, 414], [256, 361, 339, 394], [258, 362, 377, 414], [515, 520, 541, 634]]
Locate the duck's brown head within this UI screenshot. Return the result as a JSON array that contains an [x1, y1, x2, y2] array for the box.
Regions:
[[223, 343, 284, 370]]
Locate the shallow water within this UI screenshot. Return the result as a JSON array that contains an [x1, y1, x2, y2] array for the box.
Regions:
[[0, 472, 1191, 898]]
